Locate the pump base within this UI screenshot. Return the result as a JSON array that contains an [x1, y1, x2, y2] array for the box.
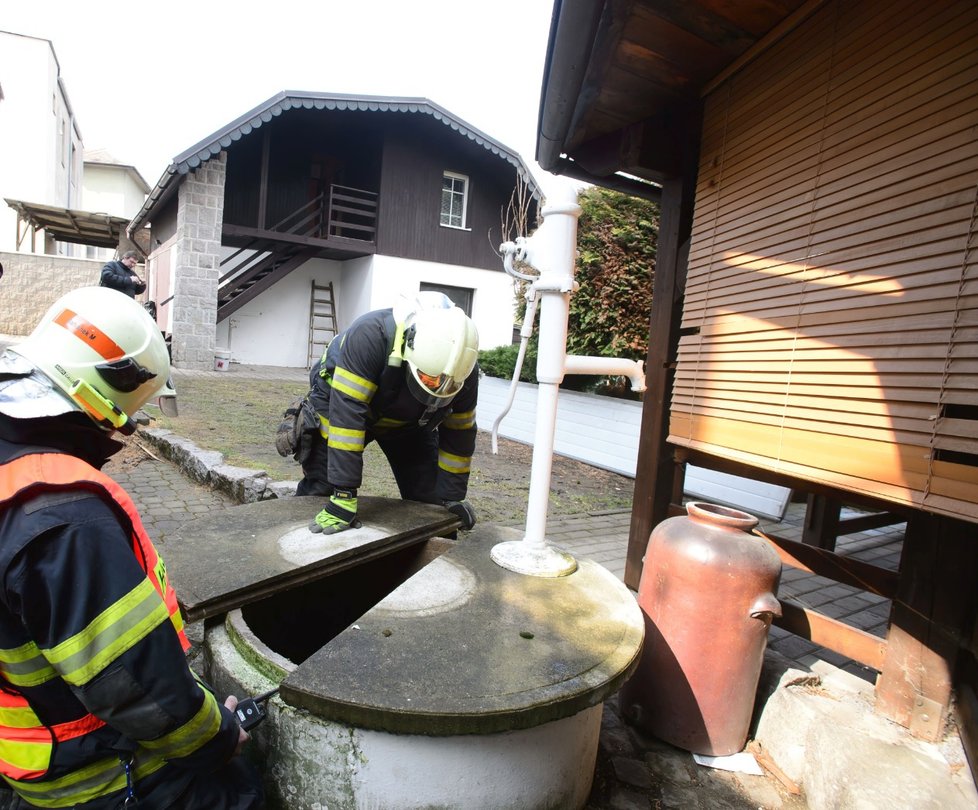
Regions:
[[490, 539, 579, 577]]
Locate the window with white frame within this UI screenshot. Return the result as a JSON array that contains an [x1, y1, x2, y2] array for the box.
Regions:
[[440, 171, 469, 229]]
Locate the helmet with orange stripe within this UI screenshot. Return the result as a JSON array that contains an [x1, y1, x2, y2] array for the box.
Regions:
[[3, 287, 176, 434]]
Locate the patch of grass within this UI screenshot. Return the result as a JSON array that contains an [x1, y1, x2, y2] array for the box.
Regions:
[[146, 375, 633, 524]]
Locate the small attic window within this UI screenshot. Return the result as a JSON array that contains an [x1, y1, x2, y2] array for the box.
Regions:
[[440, 171, 469, 229]]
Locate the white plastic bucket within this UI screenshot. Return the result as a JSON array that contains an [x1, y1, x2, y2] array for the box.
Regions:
[[214, 348, 231, 371]]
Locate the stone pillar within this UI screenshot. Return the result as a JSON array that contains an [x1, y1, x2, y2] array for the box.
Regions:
[[171, 153, 226, 369]]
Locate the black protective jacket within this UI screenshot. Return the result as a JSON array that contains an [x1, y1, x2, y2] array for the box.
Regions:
[[307, 308, 478, 501], [99, 260, 143, 298], [0, 414, 244, 808]]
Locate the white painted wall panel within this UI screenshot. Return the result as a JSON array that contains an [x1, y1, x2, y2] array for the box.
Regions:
[[478, 376, 790, 519], [217, 258, 342, 367], [367, 255, 516, 349]]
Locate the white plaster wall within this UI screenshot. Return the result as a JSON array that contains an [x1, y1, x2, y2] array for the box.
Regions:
[[218, 253, 517, 368], [82, 165, 147, 219], [0, 33, 74, 252], [337, 256, 375, 332], [216, 257, 343, 367], [365, 255, 517, 349]]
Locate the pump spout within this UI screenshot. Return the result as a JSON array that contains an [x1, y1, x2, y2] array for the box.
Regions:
[[564, 355, 646, 393]]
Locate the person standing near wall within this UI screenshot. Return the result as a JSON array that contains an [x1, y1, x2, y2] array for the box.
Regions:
[[100, 250, 146, 298]]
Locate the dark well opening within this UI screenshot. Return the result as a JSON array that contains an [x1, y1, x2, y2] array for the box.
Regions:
[[241, 538, 452, 664]]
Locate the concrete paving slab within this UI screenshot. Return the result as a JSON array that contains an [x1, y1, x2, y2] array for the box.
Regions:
[[165, 495, 458, 621]]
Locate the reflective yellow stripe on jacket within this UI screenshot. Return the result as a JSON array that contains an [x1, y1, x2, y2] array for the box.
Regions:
[[0, 641, 56, 689], [443, 409, 476, 430], [438, 450, 472, 475], [41, 579, 170, 687], [4, 751, 167, 808], [139, 689, 224, 760], [328, 426, 366, 453], [330, 366, 376, 402]]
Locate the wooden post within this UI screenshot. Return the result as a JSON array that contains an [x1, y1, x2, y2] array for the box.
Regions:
[[625, 108, 700, 590], [876, 512, 978, 740]]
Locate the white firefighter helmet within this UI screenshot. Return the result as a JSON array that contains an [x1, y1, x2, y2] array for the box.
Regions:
[[402, 303, 479, 407], [4, 287, 176, 433]]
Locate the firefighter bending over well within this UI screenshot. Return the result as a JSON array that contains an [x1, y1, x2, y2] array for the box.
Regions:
[[294, 293, 479, 535], [0, 287, 263, 809]]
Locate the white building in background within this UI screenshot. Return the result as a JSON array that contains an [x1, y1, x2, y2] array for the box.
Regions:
[[0, 30, 83, 254], [82, 149, 150, 261]]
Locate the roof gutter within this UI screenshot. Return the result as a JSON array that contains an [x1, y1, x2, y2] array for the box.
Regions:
[[536, 0, 606, 173], [549, 158, 662, 203]]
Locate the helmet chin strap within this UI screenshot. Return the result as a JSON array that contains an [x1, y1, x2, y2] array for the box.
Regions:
[[67, 379, 137, 435]]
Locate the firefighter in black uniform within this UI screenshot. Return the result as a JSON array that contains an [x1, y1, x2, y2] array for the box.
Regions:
[[296, 293, 480, 535], [0, 287, 263, 809]]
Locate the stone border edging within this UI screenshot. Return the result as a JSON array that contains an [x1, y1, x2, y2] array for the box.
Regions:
[[139, 427, 299, 504]]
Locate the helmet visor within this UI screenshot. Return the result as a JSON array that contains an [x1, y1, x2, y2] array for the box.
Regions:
[[417, 370, 463, 398], [406, 368, 462, 407]]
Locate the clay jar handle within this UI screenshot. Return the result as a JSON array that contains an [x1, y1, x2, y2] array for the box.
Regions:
[[749, 593, 782, 623]]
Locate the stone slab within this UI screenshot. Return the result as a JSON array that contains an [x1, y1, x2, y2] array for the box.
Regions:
[[282, 525, 644, 735], [165, 495, 458, 622]]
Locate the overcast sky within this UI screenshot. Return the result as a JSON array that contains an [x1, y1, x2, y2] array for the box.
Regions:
[[3, 0, 573, 196]]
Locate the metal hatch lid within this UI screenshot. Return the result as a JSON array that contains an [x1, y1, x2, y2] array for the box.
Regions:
[[163, 496, 459, 623]]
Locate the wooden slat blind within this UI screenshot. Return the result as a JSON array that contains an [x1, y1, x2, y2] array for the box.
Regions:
[[669, 0, 978, 523]]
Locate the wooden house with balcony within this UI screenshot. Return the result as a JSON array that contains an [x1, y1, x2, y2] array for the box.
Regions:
[[538, 0, 978, 771], [128, 92, 540, 369]]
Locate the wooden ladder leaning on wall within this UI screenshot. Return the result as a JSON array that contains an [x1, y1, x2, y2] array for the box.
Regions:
[[307, 280, 337, 369]]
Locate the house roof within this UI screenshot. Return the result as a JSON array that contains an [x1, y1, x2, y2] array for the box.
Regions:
[[536, 0, 813, 197], [4, 198, 130, 249], [129, 91, 541, 237]]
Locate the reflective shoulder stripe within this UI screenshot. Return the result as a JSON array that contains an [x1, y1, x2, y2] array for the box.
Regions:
[[330, 366, 377, 403], [42, 579, 170, 687], [438, 451, 472, 475], [443, 410, 476, 430], [328, 426, 366, 453], [0, 453, 189, 653], [139, 689, 223, 760]]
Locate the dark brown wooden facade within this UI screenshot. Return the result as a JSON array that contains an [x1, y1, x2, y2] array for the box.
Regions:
[[537, 0, 978, 759], [378, 117, 526, 270], [212, 104, 529, 273], [132, 94, 539, 321]]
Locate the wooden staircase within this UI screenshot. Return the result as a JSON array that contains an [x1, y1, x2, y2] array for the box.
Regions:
[[217, 243, 318, 321]]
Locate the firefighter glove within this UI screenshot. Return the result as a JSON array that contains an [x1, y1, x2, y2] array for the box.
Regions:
[[310, 490, 359, 534], [443, 499, 476, 530]]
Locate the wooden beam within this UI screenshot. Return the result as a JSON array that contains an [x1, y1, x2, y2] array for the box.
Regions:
[[258, 128, 270, 229], [626, 105, 701, 589], [755, 530, 899, 598], [775, 598, 887, 671], [222, 222, 378, 254], [875, 512, 978, 740], [802, 493, 841, 550]]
